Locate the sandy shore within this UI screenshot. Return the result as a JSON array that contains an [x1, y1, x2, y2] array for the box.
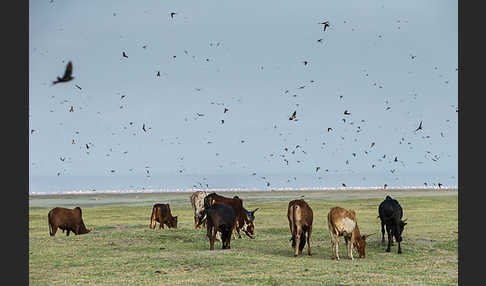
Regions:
[[29, 188, 457, 208]]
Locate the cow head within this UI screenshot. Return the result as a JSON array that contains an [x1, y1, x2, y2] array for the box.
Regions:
[[245, 208, 259, 222], [394, 218, 407, 242], [168, 216, 178, 228], [354, 233, 375, 258], [242, 220, 255, 239]]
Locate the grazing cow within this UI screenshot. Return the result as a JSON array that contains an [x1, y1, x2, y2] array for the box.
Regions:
[[287, 199, 313, 257], [204, 193, 257, 239], [378, 195, 407, 254], [327, 206, 375, 260], [48, 207, 91, 236], [190, 191, 209, 228], [149, 204, 178, 229], [203, 200, 236, 250]]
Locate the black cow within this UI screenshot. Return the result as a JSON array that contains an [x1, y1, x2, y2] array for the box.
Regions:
[[378, 196, 407, 254], [202, 198, 236, 250]]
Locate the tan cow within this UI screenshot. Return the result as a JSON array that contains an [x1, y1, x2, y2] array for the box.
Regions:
[[287, 199, 313, 257], [327, 206, 375, 260], [190, 191, 209, 228]]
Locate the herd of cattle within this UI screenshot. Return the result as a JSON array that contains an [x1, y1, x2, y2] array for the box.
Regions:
[[47, 192, 407, 260]]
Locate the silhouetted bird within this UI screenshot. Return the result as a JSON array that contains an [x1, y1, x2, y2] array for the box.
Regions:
[[224, 108, 229, 113], [328, 128, 333, 132], [75, 84, 82, 90], [438, 183, 443, 188], [344, 110, 351, 115], [289, 111, 297, 120], [319, 21, 330, 31], [394, 156, 398, 162], [342, 183, 346, 187], [415, 121, 423, 132], [170, 12, 177, 19], [317, 39, 323, 43], [303, 61, 309, 66], [384, 184, 388, 189], [69, 106, 74, 112], [370, 142, 375, 148], [157, 71, 160, 77], [316, 167, 320, 172], [142, 124, 147, 132], [122, 52, 128, 58], [52, 61, 74, 85]]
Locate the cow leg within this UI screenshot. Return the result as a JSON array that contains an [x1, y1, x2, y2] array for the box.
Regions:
[[386, 225, 392, 252], [349, 235, 354, 260], [66, 229, 70, 236], [207, 224, 215, 250], [397, 242, 402, 254], [344, 236, 350, 259], [335, 236, 340, 261], [328, 229, 336, 260], [294, 226, 302, 257], [307, 226, 312, 256], [381, 221, 385, 245], [50, 225, 57, 236]]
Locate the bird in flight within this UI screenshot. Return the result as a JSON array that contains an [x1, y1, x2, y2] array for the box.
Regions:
[[122, 51, 128, 58], [289, 111, 297, 121], [142, 124, 147, 132], [327, 127, 333, 132], [157, 71, 160, 77], [415, 121, 423, 132], [317, 39, 323, 43], [302, 61, 309, 66], [319, 21, 330, 31], [52, 61, 74, 85], [224, 108, 229, 113], [170, 12, 177, 19], [370, 142, 375, 148], [316, 167, 320, 172], [344, 110, 351, 115], [75, 84, 82, 90], [69, 106, 74, 112]]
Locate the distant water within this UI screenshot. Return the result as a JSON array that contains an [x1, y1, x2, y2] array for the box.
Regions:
[[29, 172, 457, 195]]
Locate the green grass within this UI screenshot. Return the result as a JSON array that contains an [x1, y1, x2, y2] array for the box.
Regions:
[[29, 193, 458, 285]]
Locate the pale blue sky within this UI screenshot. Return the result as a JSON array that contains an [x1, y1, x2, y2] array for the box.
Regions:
[[29, 0, 457, 192]]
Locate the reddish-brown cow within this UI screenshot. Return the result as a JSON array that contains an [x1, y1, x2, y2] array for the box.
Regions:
[[48, 207, 91, 236], [149, 204, 178, 229]]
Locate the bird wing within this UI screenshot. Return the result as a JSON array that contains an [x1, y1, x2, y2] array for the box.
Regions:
[[63, 61, 73, 78]]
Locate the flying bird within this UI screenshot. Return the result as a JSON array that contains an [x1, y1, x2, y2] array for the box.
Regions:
[[316, 167, 320, 172], [157, 71, 160, 77], [344, 110, 351, 115], [75, 84, 82, 90], [52, 61, 74, 85], [370, 142, 375, 148], [319, 21, 330, 31], [328, 128, 333, 132], [224, 108, 229, 113], [317, 39, 323, 43], [69, 106, 74, 112], [289, 111, 297, 121], [302, 61, 309, 66], [122, 51, 128, 58], [170, 12, 177, 19], [142, 124, 147, 132], [415, 121, 423, 132]]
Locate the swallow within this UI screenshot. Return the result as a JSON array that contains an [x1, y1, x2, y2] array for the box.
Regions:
[[303, 61, 309, 66], [316, 167, 320, 172], [438, 183, 443, 188], [122, 52, 128, 58], [415, 121, 423, 132], [170, 12, 177, 19], [370, 142, 375, 148], [372, 164, 376, 168], [317, 39, 323, 43], [344, 110, 351, 115], [157, 71, 160, 77], [319, 21, 330, 31], [75, 84, 82, 90], [72, 139, 75, 144], [52, 61, 74, 85], [69, 106, 74, 112], [342, 183, 346, 187], [196, 113, 204, 117], [221, 120, 224, 124], [224, 108, 229, 113], [85, 144, 89, 149], [328, 128, 333, 132], [31, 129, 35, 134], [142, 124, 147, 132], [142, 45, 147, 49], [60, 157, 65, 162], [289, 111, 297, 120], [384, 184, 388, 189], [394, 156, 398, 162]]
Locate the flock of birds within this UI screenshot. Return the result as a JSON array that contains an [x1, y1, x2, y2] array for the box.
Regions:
[[32, 8, 457, 192]]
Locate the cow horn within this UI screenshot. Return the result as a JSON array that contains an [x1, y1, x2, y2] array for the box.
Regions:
[[252, 208, 260, 213], [403, 218, 408, 223], [364, 232, 376, 239]]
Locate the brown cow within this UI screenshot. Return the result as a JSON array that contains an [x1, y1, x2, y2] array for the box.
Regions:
[[287, 199, 313, 257], [48, 207, 91, 236], [204, 193, 257, 239], [149, 204, 178, 229], [327, 206, 375, 260]]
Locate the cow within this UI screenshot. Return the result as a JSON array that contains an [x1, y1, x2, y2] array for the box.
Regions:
[[327, 206, 375, 260], [190, 191, 209, 228], [287, 199, 313, 257], [48, 207, 91, 236], [378, 195, 407, 254], [203, 199, 236, 250], [149, 203, 178, 229], [204, 192, 257, 239]]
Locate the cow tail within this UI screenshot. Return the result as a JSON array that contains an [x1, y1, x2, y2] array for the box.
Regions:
[[292, 204, 298, 247], [150, 206, 156, 229], [48, 213, 53, 236]]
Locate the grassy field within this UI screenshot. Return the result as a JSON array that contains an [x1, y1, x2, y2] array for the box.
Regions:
[[29, 191, 458, 285]]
